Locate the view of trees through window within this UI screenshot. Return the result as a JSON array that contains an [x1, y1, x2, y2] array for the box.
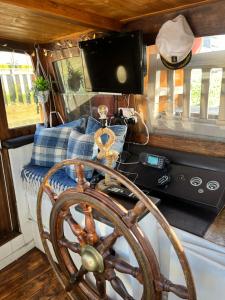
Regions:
[[0, 51, 40, 128]]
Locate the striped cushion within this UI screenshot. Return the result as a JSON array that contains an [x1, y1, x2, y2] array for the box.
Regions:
[[66, 129, 97, 181], [31, 126, 72, 167]]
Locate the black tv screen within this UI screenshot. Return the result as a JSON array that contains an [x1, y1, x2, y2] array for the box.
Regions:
[[79, 31, 146, 94]]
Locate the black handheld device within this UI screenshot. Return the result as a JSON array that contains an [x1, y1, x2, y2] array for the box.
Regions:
[[139, 152, 170, 170]]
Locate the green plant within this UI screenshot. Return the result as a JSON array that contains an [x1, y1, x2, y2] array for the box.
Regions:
[[33, 76, 49, 91], [67, 68, 82, 92]]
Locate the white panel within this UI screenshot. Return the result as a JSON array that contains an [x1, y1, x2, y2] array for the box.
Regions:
[[218, 69, 225, 122], [168, 245, 225, 300], [11, 234, 25, 252], [0, 242, 12, 260], [182, 69, 191, 120], [200, 68, 210, 119]]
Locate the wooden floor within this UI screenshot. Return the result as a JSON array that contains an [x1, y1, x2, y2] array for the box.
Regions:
[[0, 248, 68, 300]]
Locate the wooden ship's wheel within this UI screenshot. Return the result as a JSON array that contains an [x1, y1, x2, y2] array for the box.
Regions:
[[37, 159, 196, 300]]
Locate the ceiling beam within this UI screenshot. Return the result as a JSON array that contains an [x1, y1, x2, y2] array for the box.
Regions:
[[124, 0, 225, 45], [0, 0, 122, 32]]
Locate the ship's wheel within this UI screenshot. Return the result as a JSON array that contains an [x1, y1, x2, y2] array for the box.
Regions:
[[37, 159, 196, 300]]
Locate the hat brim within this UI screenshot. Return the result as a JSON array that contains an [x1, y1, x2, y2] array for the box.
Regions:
[[160, 51, 192, 70]]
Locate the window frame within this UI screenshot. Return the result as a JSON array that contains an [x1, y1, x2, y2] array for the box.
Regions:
[[0, 49, 36, 140]]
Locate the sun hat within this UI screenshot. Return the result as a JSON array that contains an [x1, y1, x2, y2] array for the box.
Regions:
[[156, 15, 195, 70]]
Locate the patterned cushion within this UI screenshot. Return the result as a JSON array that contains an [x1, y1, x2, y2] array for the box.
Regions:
[[85, 117, 127, 168], [57, 118, 86, 131], [66, 129, 97, 181], [36, 117, 86, 131], [31, 126, 72, 167]]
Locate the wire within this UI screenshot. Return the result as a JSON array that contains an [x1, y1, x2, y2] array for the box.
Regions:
[[116, 154, 139, 184], [116, 168, 138, 184]]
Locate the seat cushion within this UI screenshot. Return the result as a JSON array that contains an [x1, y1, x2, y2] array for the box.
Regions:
[[21, 163, 76, 191], [66, 129, 97, 181]]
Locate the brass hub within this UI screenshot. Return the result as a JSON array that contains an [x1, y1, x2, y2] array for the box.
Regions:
[[81, 245, 104, 273]]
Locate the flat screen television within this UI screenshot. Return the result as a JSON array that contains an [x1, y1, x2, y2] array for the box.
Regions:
[[79, 31, 146, 94]]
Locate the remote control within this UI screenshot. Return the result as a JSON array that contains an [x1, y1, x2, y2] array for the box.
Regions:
[[104, 186, 161, 206]]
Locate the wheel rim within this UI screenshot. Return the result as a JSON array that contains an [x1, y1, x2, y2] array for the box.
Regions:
[[37, 159, 197, 300]]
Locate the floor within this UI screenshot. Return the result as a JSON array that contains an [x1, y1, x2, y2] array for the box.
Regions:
[[0, 248, 68, 300]]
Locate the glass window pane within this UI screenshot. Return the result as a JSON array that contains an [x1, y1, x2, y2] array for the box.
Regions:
[[190, 69, 202, 117], [0, 51, 40, 128]]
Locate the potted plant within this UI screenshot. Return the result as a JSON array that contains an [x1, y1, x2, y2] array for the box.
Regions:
[[67, 68, 83, 92], [33, 76, 50, 127], [33, 75, 50, 104]]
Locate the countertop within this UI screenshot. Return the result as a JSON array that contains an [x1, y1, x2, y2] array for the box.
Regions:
[[204, 207, 225, 248]]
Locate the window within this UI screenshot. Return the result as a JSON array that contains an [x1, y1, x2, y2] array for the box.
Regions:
[[0, 51, 40, 128], [148, 35, 225, 141], [52, 47, 95, 121]]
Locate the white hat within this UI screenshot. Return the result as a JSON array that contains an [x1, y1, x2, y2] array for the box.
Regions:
[[156, 15, 195, 69]]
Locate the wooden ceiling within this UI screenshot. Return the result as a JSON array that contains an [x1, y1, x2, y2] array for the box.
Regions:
[[0, 0, 218, 44]]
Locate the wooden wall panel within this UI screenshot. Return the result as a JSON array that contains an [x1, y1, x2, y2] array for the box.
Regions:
[[124, 0, 225, 45]]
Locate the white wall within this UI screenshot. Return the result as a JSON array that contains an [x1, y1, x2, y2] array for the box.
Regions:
[[0, 143, 34, 269]]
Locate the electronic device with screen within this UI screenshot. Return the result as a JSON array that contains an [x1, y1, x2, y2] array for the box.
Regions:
[[139, 152, 170, 170], [79, 31, 146, 94]]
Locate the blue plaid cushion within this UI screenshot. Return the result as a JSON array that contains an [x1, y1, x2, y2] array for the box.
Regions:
[[66, 129, 97, 181], [86, 117, 127, 168], [31, 126, 72, 167], [57, 118, 86, 131], [36, 118, 86, 131]]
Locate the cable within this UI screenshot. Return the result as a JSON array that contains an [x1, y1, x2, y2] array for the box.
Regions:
[[116, 168, 138, 184]]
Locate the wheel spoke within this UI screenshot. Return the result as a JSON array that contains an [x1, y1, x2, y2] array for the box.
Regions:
[[75, 163, 90, 192], [64, 211, 87, 245], [155, 275, 188, 299], [43, 183, 58, 205], [105, 256, 143, 284], [58, 238, 81, 254], [66, 266, 87, 291], [41, 231, 51, 241], [122, 200, 146, 227], [94, 273, 107, 299], [98, 229, 121, 255], [80, 203, 99, 245], [106, 269, 134, 300]]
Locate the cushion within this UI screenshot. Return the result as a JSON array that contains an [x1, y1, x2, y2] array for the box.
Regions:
[[21, 164, 76, 191], [85, 117, 127, 168], [31, 126, 72, 167], [36, 117, 86, 131], [57, 118, 86, 131], [66, 129, 97, 181]]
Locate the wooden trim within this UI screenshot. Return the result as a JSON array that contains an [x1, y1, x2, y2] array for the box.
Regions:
[[134, 133, 225, 157], [1, 149, 19, 233], [122, 0, 218, 22], [0, 0, 122, 32], [124, 0, 225, 45], [0, 39, 33, 52]]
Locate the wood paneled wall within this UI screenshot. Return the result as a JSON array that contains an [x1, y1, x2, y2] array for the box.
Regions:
[[125, 0, 225, 45]]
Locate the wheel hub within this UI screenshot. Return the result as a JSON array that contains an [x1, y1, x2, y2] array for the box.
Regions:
[[81, 245, 104, 273]]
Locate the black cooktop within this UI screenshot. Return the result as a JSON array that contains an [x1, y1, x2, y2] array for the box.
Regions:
[[119, 145, 225, 237]]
